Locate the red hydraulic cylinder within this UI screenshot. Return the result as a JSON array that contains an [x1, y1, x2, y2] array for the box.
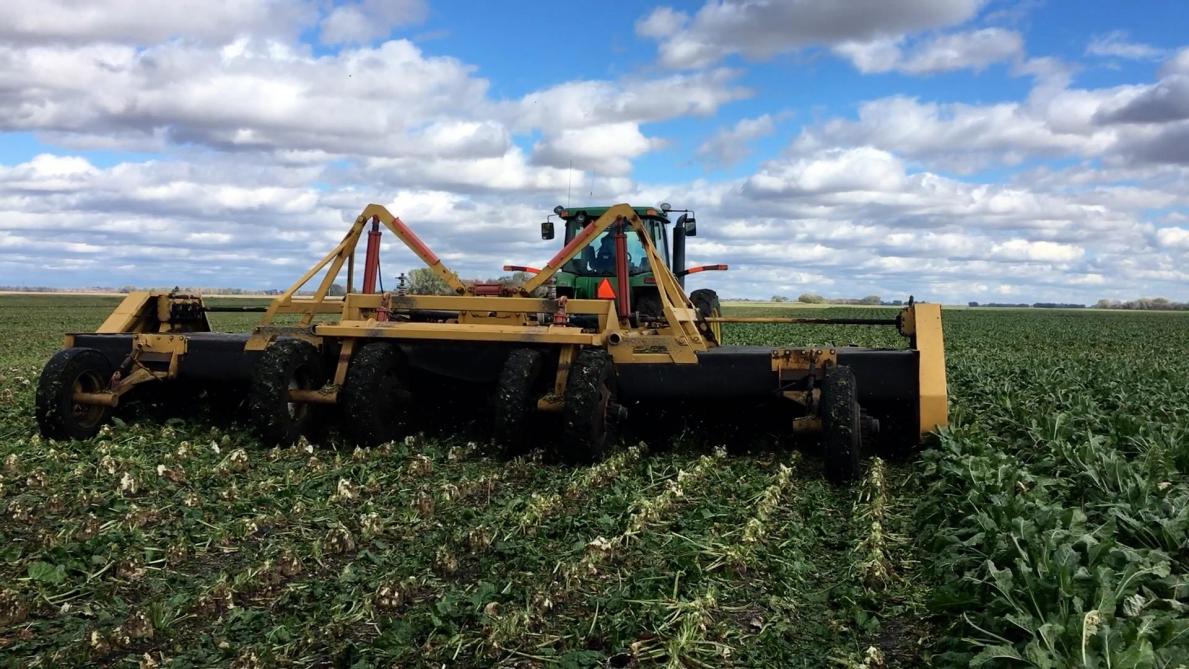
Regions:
[[613, 218, 631, 319], [361, 218, 382, 293]]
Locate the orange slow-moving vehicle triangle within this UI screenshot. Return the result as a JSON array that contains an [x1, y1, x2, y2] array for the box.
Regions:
[[596, 278, 616, 299]]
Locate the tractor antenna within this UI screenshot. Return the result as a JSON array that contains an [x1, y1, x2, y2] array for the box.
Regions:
[[567, 160, 573, 207]]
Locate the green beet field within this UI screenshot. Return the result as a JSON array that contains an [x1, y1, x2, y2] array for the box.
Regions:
[[1, 295, 1186, 667]]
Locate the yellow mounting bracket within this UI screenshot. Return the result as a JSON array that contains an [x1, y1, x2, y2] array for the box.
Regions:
[[900, 303, 948, 436]]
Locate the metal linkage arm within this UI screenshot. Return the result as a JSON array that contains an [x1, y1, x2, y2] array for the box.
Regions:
[[252, 216, 368, 338], [247, 204, 469, 350], [358, 204, 468, 296], [677, 264, 729, 276]]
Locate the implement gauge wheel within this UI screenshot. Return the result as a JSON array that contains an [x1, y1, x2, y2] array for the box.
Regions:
[[690, 288, 723, 344], [341, 342, 410, 448], [36, 347, 113, 440], [249, 339, 326, 446], [492, 348, 545, 456], [561, 349, 621, 464], [821, 365, 862, 483]]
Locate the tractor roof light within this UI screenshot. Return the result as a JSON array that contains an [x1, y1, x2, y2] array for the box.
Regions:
[[659, 202, 672, 212]]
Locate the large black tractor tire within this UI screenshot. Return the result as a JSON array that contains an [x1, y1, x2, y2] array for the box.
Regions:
[[340, 342, 410, 448], [689, 288, 723, 344], [248, 339, 327, 447], [560, 349, 621, 464], [492, 348, 546, 456], [35, 347, 114, 440], [821, 365, 862, 483]]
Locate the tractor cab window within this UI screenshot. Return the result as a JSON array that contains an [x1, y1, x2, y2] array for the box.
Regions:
[[562, 219, 668, 277]]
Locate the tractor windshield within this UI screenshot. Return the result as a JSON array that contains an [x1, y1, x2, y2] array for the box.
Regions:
[[562, 220, 668, 277]]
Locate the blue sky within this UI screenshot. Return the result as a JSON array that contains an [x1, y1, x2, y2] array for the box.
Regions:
[[1, 0, 1187, 302]]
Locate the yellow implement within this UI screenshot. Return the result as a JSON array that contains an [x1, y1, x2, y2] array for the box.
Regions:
[[38, 204, 947, 481]]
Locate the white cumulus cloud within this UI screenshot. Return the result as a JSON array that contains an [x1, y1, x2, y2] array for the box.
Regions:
[[835, 28, 1023, 75], [640, 0, 984, 69]]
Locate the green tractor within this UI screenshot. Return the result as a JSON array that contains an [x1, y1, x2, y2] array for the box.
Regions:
[[512, 204, 728, 342]]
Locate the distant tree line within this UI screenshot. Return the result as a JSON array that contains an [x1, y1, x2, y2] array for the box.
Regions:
[[1092, 297, 1189, 311], [968, 302, 1086, 309], [403, 268, 545, 296], [769, 293, 899, 306]]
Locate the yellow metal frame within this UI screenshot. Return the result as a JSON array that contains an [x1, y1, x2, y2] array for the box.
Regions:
[[245, 204, 469, 350], [241, 203, 715, 365], [900, 303, 948, 436], [98, 292, 210, 334]]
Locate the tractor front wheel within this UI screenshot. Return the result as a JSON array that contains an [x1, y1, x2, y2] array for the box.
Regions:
[[492, 348, 545, 456], [36, 347, 113, 440], [560, 349, 621, 464], [821, 365, 862, 483], [248, 339, 326, 446], [690, 288, 723, 344], [341, 342, 410, 447]]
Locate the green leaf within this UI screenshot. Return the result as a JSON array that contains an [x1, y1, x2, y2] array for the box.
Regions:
[[970, 644, 1026, 666], [27, 560, 65, 585]]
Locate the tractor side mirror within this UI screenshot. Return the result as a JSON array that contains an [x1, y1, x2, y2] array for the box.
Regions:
[[684, 216, 696, 237], [540, 221, 554, 240]]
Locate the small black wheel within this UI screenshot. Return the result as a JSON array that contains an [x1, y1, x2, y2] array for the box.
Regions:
[[821, 365, 861, 483], [35, 348, 113, 440], [340, 342, 410, 447], [248, 339, 326, 446], [873, 411, 917, 461], [689, 288, 723, 344], [560, 349, 621, 464], [492, 348, 545, 455]]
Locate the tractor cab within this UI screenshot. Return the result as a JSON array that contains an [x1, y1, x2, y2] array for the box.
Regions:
[[547, 206, 672, 308], [561, 214, 668, 278], [539, 204, 720, 314]]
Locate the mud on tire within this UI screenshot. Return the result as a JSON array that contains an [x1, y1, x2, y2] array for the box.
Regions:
[[821, 365, 862, 483], [341, 342, 410, 448], [560, 348, 620, 464], [492, 348, 546, 456], [248, 339, 326, 447], [35, 347, 114, 440]]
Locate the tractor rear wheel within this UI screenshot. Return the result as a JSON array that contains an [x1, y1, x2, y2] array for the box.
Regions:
[[249, 339, 326, 446], [561, 349, 620, 464], [36, 347, 113, 440], [341, 342, 410, 448], [635, 291, 662, 321], [492, 348, 545, 455], [821, 365, 862, 483], [690, 288, 723, 344]]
